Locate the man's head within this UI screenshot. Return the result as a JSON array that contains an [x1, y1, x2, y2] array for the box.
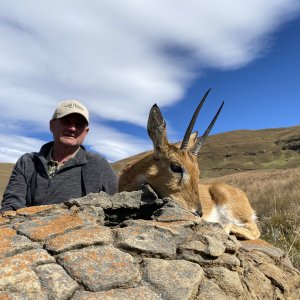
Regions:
[[50, 100, 89, 148]]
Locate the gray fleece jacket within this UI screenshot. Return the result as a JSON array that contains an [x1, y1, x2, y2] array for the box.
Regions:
[[0, 142, 118, 212]]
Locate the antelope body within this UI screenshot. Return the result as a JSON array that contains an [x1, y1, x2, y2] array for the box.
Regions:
[[119, 90, 260, 240]]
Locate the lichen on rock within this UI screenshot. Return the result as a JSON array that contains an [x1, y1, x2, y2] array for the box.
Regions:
[[1, 185, 299, 299]]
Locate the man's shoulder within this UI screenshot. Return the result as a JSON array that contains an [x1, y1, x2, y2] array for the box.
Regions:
[[12, 152, 40, 175], [83, 151, 116, 177], [17, 141, 51, 164], [16, 152, 37, 164], [84, 151, 108, 165]]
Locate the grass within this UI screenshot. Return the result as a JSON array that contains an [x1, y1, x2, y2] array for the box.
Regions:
[[0, 163, 13, 200], [203, 167, 300, 270]]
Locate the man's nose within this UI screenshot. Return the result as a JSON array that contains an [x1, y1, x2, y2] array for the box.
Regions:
[[67, 123, 77, 131]]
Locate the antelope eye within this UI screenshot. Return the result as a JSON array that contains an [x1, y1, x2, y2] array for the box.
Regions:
[[170, 163, 183, 173]]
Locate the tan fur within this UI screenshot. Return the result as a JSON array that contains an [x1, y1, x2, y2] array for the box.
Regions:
[[119, 107, 260, 240], [119, 144, 201, 213]]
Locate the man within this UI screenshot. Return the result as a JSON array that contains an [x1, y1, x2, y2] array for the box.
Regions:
[[0, 99, 118, 213]]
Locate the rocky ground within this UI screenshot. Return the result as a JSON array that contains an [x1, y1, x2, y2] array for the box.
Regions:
[[1, 186, 299, 299]]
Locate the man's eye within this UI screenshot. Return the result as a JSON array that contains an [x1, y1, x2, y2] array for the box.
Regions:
[[170, 163, 183, 173], [60, 119, 69, 125], [75, 122, 85, 128]]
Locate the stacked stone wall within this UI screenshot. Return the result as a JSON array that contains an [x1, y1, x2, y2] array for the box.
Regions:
[[1, 187, 299, 299]]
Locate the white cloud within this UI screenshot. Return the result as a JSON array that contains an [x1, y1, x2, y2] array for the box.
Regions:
[[0, 0, 299, 162], [0, 134, 45, 163], [86, 123, 152, 162]]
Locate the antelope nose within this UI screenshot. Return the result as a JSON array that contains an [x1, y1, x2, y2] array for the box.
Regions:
[[193, 210, 203, 218], [197, 210, 203, 218]]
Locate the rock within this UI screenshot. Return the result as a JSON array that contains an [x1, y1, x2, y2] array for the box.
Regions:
[[65, 191, 113, 209], [152, 202, 201, 223], [0, 228, 41, 259], [45, 225, 114, 254], [205, 267, 244, 298], [72, 286, 162, 300], [196, 279, 229, 300], [0, 249, 55, 299], [202, 235, 227, 257], [114, 223, 177, 258], [0, 190, 299, 299], [14, 207, 99, 242], [143, 258, 204, 300], [57, 246, 141, 291], [35, 264, 79, 300]]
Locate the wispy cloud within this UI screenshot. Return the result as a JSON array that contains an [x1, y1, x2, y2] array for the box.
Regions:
[[0, 134, 45, 162], [86, 123, 152, 163], [0, 1, 299, 162]]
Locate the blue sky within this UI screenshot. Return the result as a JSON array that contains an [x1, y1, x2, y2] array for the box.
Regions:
[[0, 1, 300, 163]]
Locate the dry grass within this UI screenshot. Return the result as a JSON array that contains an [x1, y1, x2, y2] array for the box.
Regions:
[[203, 167, 300, 270], [0, 163, 13, 201]]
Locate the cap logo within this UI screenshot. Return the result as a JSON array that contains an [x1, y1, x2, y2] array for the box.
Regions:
[[64, 102, 84, 111]]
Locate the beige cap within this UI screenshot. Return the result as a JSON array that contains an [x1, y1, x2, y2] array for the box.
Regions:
[[52, 99, 89, 124]]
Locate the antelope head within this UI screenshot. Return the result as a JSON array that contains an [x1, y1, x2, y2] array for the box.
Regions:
[[119, 89, 224, 216]]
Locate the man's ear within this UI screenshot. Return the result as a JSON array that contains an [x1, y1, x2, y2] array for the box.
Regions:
[[49, 119, 55, 133]]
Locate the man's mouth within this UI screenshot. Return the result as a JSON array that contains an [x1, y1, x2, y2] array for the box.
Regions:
[[63, 133, 76, 138]]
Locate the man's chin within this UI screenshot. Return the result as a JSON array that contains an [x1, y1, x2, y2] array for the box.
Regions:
[[59, 137, 79, 146]]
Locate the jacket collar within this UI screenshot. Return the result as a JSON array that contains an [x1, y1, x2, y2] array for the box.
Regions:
[[37, 141, 88, 166]]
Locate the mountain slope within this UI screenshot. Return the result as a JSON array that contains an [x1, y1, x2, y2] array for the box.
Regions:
[[197, 125, 300, 177]]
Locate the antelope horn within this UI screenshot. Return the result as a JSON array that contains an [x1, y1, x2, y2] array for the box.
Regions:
[[191, 101, 224, 156], [180, 88, 212, 150]]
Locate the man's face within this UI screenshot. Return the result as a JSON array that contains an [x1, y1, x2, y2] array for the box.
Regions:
[[50, 113, 89, 147]]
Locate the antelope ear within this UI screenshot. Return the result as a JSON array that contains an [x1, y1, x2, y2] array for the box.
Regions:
[[175, 131, 198, 149], [187, 131, 198, 150], [147, 104, 168, 158]]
